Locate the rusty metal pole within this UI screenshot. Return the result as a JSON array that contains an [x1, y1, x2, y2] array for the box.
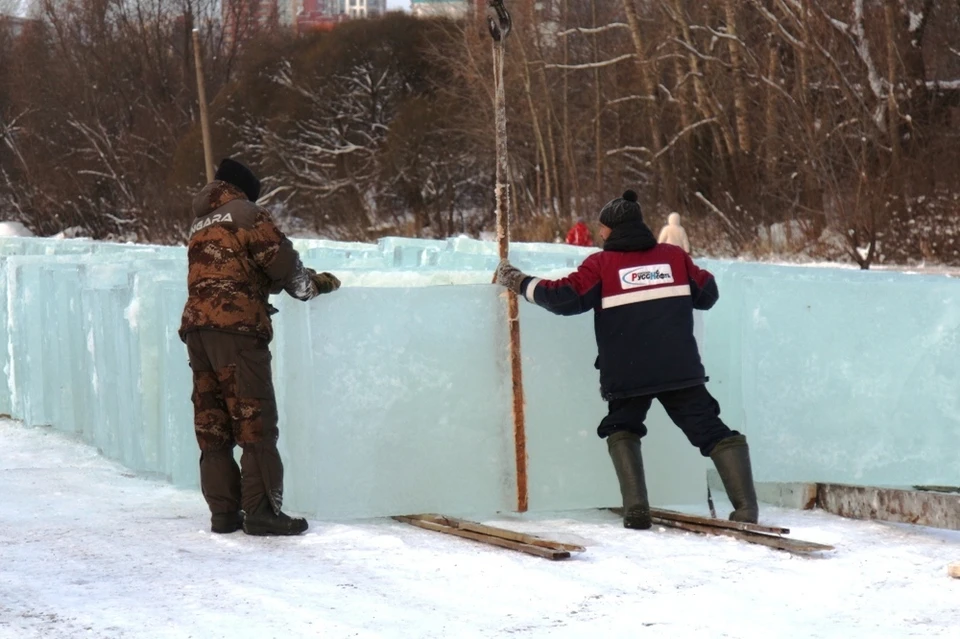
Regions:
[[488, 1, 528, 512], [191, 29, 215, 183]]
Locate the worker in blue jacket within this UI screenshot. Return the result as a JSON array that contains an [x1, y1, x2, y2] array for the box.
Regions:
[[495, 190, 758, 529]]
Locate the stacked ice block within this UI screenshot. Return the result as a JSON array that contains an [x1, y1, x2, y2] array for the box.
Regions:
[[2, 235, 957, 519]]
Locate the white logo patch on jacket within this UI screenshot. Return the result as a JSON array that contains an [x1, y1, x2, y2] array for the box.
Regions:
[[618, 264, 674, 290], [190, 212, 233, 236]]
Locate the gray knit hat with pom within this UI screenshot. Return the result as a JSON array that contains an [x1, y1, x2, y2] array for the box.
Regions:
[[598, 189, 642, 229]]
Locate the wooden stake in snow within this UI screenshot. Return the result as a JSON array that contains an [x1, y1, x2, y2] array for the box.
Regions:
[[488, 1, 528, 513], [191, 29, 215, 183], [949, 562, 960, 579]]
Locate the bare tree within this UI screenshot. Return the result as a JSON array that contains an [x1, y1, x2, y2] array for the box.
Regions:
[[2, 1, 959, 260]]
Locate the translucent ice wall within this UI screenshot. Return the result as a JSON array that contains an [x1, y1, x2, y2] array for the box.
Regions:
[[697, 261, 960, 487], [2, 235, 956, 520]]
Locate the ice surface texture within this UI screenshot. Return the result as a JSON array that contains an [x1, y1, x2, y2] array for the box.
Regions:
[[700, 260, 960, 487], [1, 236, 954, 518]]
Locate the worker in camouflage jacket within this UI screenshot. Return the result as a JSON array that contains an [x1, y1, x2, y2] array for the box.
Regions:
[[179, 158, 340, 536]]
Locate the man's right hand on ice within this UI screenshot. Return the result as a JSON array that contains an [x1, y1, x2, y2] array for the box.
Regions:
[[494, 259, 528, 294], [311, 271, 341, 294]]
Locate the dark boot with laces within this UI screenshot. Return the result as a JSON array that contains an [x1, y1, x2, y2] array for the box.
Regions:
[[242, 498, 308, 536]]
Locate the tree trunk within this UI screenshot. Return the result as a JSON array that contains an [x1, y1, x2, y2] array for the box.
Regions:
[[591, 0, 603, 200], [621, 0, 666, 204], [515, 37, 552, 220], [883, 0, 901, 174], [670, 0, 737, 167], [723, 0, 752, 154], [797, 0, 810, 106], [523, 0, 562, 225], [561, 0, 575, 219], [763, 40, 779, 184]]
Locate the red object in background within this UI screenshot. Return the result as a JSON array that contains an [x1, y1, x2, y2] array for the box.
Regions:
[[297, 0, 347, 32], [565, 221, 593, 247]]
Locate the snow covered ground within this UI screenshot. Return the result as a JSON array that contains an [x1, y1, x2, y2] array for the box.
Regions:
[[2, 419, 958, 639]]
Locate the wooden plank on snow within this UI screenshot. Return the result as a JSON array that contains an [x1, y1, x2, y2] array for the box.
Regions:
[[394, 515, 574, 560], [651, 516, 834, 554], [649, 507, 791, 536], [609, 506, 791, 536], [423, 514, 586, 553]]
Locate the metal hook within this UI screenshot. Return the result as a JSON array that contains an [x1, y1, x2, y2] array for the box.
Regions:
[[487, 0, 512, 42]]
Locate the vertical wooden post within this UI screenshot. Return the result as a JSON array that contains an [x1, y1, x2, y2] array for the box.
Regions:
[[489, 1, 527, 512], [192, 28, 215, 183]]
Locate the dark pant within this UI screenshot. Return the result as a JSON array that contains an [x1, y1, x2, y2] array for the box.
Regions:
[[185, 329, 284, 515], [598, 384, 737, 456]]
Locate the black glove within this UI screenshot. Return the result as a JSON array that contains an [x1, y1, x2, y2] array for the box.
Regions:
[[312, 271, 341, 295], [494, 259, 527, 294]]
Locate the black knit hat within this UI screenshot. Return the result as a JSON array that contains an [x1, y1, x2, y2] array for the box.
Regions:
[[598, 189, 642, 229], [214, 158, 261, 202]]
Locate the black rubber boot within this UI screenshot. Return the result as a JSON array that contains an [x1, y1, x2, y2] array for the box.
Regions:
[[607, 431, 652, 530], [242, 498, 309, 536], [211, 511, 244, 534], [710, 434, 759, 523]]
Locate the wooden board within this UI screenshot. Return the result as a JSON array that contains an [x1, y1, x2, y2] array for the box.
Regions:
[[394, 514, 580, 560], [650, 508, 791, 536], [650, 516, 835, 554], [607, 507, 831, 554], [609, 507, 790, 536], [425, 514, 585, 553]]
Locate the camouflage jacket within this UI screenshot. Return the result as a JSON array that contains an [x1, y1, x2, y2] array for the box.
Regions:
[[179, 181, 318, 343]]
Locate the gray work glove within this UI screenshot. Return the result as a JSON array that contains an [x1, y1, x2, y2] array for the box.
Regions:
[[494, 259, 528, 294], [311, 271, 341, 295]]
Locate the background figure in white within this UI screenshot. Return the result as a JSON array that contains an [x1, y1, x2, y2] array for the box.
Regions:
[[658, 213, 690, 253]]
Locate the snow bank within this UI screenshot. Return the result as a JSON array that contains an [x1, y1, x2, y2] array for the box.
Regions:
[[0, 221, 33, 237]]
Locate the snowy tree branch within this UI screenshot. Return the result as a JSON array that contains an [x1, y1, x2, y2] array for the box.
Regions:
[[543, 54, 635, 70], [557, 23, 629, 37]]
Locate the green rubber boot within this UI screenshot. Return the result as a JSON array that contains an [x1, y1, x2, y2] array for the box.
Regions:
[[607, 431, 652, 530], [710, 434, 759, 524]]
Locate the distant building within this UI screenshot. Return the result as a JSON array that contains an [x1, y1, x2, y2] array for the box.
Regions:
[[339, 0, 387, 19], [0, 15, 37, 38], [222, 0, 280, 47], [296, 0, 385, 31], [297, 0, 347, 32], [411, 0, 467, 18], [1, 0, 38, 37]]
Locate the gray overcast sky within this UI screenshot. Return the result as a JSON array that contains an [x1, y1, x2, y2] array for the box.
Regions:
[[386, 0, 409, 10]]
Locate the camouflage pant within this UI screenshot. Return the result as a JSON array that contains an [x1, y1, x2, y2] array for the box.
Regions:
[[185, 330, 284, 515]]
